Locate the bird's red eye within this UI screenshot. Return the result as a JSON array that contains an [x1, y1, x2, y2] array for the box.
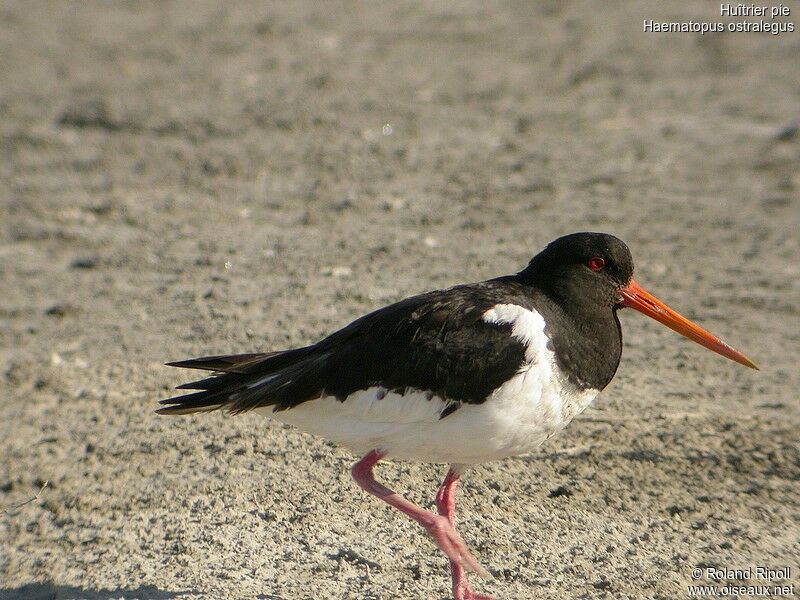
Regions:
[[587, 257, 606, 271]]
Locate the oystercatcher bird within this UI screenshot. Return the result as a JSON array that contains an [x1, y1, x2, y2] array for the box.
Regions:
[[159, 232, 755, 600]]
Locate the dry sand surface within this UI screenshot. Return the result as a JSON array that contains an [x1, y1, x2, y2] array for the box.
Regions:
[[2, 2, 799, 599]]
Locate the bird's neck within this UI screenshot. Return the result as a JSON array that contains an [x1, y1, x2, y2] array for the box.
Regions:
[[514, 275, 623, 391], [546, 301, 622, 391]]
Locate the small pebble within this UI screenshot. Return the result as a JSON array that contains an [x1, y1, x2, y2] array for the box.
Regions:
[[70, 257, 98, 269]]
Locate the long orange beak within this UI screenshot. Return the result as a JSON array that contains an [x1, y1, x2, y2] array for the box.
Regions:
[[619, 280, 758, 369]]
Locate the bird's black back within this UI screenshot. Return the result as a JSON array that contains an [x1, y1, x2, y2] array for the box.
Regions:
[[159, 276, 623, 416]]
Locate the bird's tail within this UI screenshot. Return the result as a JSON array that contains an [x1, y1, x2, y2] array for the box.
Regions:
[[157, 348, 315, 416]]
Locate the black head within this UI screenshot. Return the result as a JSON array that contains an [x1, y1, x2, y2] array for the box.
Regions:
[[519, 232, 634, 311], [518, 231, 757, 371]]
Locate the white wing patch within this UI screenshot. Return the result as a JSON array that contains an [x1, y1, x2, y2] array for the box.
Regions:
[[482, 303, 548, 363]]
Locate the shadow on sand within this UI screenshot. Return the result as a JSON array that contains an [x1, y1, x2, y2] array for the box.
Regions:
[[0, 583, 193, 600]]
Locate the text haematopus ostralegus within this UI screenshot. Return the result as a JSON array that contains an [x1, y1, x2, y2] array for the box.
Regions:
[[159, 232, 756, 600]]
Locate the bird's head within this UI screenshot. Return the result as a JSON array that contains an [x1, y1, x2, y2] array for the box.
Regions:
[[520, 232, 757, 369]]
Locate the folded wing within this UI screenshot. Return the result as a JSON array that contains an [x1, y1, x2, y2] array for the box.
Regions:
[[158, 282, 532, 416]]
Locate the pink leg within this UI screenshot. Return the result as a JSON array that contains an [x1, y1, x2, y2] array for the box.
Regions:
[[436, 468, 495, 600], [351, 450, 489, 580]]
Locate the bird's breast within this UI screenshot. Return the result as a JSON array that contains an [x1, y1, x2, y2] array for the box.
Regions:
[[480, 361, 598, 459]]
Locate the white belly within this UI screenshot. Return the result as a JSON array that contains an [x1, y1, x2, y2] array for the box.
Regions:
[[256, 304, 599, 464], [259, 377, 596, 464]]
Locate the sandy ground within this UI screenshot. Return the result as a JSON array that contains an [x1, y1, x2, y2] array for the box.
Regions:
[[1, 2, 799, 599]]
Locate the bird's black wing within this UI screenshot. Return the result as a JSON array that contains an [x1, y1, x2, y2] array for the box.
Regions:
[[158, 280, 532, 416]]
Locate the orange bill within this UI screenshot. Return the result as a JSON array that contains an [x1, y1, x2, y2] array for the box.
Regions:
[[619, 280, 758, 369]]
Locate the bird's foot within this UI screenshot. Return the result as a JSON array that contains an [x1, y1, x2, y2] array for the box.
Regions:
[[456, 589, 495, 600], [450, 560, 495, 600], [424, 514, 489, 578]]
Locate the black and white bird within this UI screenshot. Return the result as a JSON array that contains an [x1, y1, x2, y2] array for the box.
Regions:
[[159, 232, 756, 600]]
